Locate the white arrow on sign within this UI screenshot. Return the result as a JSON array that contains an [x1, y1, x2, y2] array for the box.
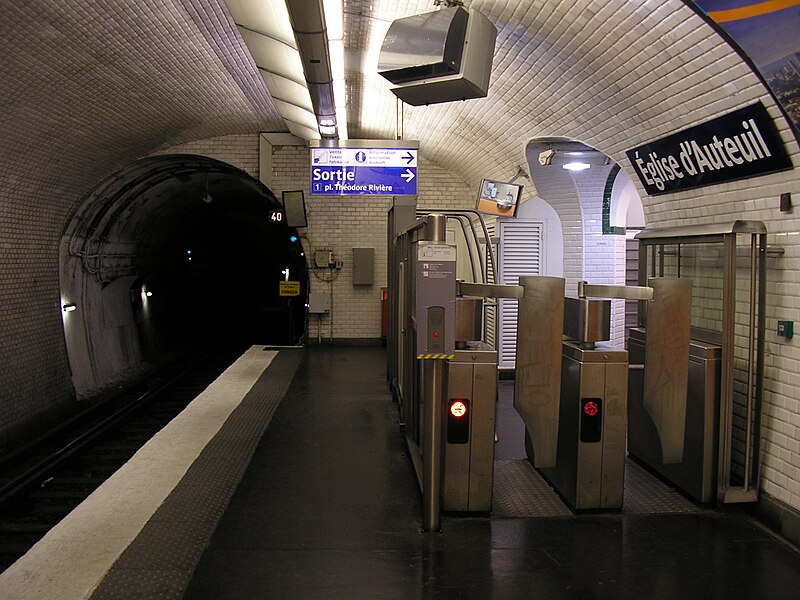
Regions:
[[401, 169, 415, 183]]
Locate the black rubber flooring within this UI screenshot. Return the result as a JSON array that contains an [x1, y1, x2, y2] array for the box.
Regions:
[[183, 346, 800, 600]]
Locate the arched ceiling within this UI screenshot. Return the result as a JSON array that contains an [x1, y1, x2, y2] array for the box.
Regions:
[[61, 155, 286, 286], [0, 0, 788, 212], [64, 156, 280, 252]]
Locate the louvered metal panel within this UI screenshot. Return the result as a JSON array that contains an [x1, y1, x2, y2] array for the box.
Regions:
[[484, 221, 497, 347], [498, 221, 544, 368]]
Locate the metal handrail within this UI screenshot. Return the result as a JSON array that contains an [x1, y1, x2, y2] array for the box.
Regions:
[[416, 209, 496, 284]]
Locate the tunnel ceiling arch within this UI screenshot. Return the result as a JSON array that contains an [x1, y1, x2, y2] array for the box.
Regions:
[[63, 155, 284, 278]]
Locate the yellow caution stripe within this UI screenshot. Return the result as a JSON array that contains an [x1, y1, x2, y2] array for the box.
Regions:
[[416, 353, 455, 360]]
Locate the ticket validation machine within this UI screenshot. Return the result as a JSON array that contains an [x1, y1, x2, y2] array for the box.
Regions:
[[414, 228, 457, 531], [415, 241, 457, 359], [443, 334, 497, 512], [415, 235, 499, 514], [393, 212, 502, 529], [523, 296, 629, 510]]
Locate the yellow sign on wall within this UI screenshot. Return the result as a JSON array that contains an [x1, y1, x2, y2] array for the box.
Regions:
[[279, 281, 301, 297]]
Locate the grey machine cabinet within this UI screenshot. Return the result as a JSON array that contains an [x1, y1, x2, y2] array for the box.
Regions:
[[628, 328, 721, 503]]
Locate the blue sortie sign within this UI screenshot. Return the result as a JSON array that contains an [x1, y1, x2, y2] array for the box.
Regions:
[[310, 147, 418, 195], [311, 166, 417, 195]]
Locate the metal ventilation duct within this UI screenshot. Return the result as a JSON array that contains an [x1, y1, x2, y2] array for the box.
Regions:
[[285, 0, 337, 136]]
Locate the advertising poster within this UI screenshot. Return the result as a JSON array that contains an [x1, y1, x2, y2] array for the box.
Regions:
[[693, 1, 800, 135]]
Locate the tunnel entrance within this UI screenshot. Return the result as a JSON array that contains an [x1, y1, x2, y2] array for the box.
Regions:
[[60, 155, 307, 399]]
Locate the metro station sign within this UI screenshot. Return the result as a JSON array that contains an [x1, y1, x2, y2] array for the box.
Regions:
[[625, 102, 791, 196], [309, 142, 419, 196]]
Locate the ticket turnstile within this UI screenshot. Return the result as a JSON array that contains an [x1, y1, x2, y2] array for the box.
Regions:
[[634, 222, 766, 504], [443, 342, 497, 512], [389, 210, 501, 530], [516, 281, 654, 511], [527, 342, 628, 510], [628, 327, 721, 504]]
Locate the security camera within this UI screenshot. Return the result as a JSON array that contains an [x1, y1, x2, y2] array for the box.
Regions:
[[538, 149, 556, 166]]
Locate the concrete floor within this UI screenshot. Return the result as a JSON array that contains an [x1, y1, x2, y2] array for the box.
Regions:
[[184, 346, 800, 600]]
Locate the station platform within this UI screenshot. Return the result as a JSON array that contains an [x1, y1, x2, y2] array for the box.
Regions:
[[2, 345, 800, 599]]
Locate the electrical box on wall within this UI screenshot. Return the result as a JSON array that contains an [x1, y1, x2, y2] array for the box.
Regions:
[[777, 320, 794, 339], [308, 293, 331, 314], [315, 250, 333, 268], [352, 248, 374, 286]]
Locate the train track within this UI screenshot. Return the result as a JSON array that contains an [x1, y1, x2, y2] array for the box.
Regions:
[[0, 343, 248, 573]]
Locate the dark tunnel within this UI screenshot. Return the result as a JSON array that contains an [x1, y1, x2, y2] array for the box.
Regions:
[[161, 174, 308, 346], [59, 155, 308, 400]]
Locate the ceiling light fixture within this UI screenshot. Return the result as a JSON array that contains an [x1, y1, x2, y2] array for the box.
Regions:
[[538, 146, 611, 170], [323, 0, 348, 140], [284, 0, 342, 139], [225, 0, 320, 140], [562, 162, 591, 171]]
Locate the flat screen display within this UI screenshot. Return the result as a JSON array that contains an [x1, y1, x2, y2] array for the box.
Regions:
[[282, 190, 308, 228], [475, 179, 522, 217]]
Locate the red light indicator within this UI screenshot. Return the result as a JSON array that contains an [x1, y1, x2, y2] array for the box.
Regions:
[[433, 331, 440, 338], [583, 401, 599, 417], [447, 399, 470, 443], [450, 400, 467, 418]]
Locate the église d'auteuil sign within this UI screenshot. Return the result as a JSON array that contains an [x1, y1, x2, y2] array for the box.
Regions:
[[625, 102, 792, 195]]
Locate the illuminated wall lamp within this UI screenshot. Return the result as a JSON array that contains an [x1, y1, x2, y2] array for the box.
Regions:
[[562, 162, 591, 171], [62, 302, 77, 313], [540, 148, 610, 170]]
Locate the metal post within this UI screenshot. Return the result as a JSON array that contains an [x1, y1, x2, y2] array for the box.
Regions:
[[744, 235, 757, 491], [421, 213, 447, 532], [718, 232, 737, 501], [425, 213, 447, 242], [422, 359, 444, 531]]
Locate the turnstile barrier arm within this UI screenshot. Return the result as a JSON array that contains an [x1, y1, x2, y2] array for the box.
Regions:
[[513, 276, 566, 469], [458, 281, 523, 299], [577, 281, 654, 301]]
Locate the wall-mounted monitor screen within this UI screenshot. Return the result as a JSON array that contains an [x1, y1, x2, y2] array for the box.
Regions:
[[475, 178, 522, 217], [282, 190, 308, 228]]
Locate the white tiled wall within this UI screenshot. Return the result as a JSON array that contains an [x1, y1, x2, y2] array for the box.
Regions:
[[271, 143, 474, 341], [2, 0, 797, 513]]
